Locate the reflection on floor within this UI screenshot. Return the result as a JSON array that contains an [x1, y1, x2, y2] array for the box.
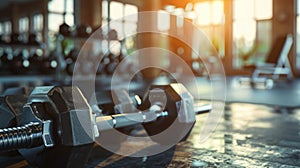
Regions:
[[86, 103, 300, 167], [2, 103, 300, 167], [191, 77, 300, 108]]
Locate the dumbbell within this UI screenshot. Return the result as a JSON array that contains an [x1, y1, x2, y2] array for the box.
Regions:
[[0, 87, 109, 167], [0, 87, 32, 128], [191, 59, 205, 76], [107, 29, 118, 40], [96, 54, 110, 75], [67, 49, 97, 76], [96, 55, 106, 75], [28, 52, 41, 72], [65, 49, 78, 75], [238, 77, 274, 89], [40, 54, 58, 74], [59, 22, 71, 36], [252, 77, 274, 89], [0, 83, 210, 167], [104, 53, 119, 75], [0, 51, 11, 71], [0, 35, 5, 44], [27, 33, 40, 46], [10, 52, 26, 74], [92, 26, 103, 38], [94, 52, 120, 76], [117, 50, 125, 63], [10, 33, 21, 45], [0, 50, 9, 64], [78, 53, 97, 76], [0, 49, 4, 68], [76, 24, 92, 38]]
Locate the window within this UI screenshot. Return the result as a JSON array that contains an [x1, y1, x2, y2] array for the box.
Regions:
[[102, 1, 138, 54], [48, 0, 74, 32], [19, 17, 29, 33], [33, 14, 43, 31], [19, 17, 29, 42], [157, 10, 171, 31], [296, 0, 300, 69], [3, 21, 12, 34], [124, 4, 138, 35], [0, 23, 3, 42], [0, 23, 3, 35], [195, 1, 224, 26], [102, 1, 138, 36], [194, 0, 225, 57], [2, 21, 12, 42], [48, 0, 74, 51], [232, 0, 273, 68], [48, 13, 64, 32], [102, 0, 108, 26], [33, 14, 44, 42]]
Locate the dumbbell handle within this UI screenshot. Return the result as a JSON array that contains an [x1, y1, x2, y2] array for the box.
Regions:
[[95, 103, 212, 132], [96, 109, 168, 131], [194, 104, 212, 114]]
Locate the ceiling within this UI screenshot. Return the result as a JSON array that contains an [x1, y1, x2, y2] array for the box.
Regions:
[[0, 0, 39, 10]]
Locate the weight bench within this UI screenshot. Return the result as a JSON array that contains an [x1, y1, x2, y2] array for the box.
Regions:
[[251, 34, 293, 80]]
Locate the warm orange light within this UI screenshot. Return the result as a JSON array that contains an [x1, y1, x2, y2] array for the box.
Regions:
[[254, 0, 273, 20], [233, 0, 273, 49], [233, 20, 256, 46], [110, 1, 124, 20], [212, 1, 224, 24], [157, 10, 171, 31], [194, 0, 224, 26], [234, 0, 254, 20], [234, 0, 272, 20], [124, 4, 138, 22], [195, 2, 211, 25]]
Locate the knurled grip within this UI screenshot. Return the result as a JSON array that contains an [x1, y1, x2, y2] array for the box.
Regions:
[[0, 122, 43, 151]]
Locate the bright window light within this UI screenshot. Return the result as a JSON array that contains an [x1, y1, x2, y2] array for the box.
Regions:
[[0, 23, 2, 34], [48, 0, 64, 13], [102, 1, 108, 19], [65, 14, 74, 26], [48, 0, 74, 32], [4, 21, 11, 34], [234, 0, 254, 20], [124, 23, 137, 36], [33, 14, 43, 31], [19, 17, 29, 33], [157, 11, 170, 31], [172, 8, 184, 28], [195, 1, 224, 26], [48, 13, 63, 31], [110, 1, 124, 20], [233, 20, 256, 43], [66, 0, 74, 13], [124, 4, 138, 22], [254, 0, 273, 20], [102, 1, 138, 39], [212, 1, 224, 24], [195, 2, 211, 25]]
